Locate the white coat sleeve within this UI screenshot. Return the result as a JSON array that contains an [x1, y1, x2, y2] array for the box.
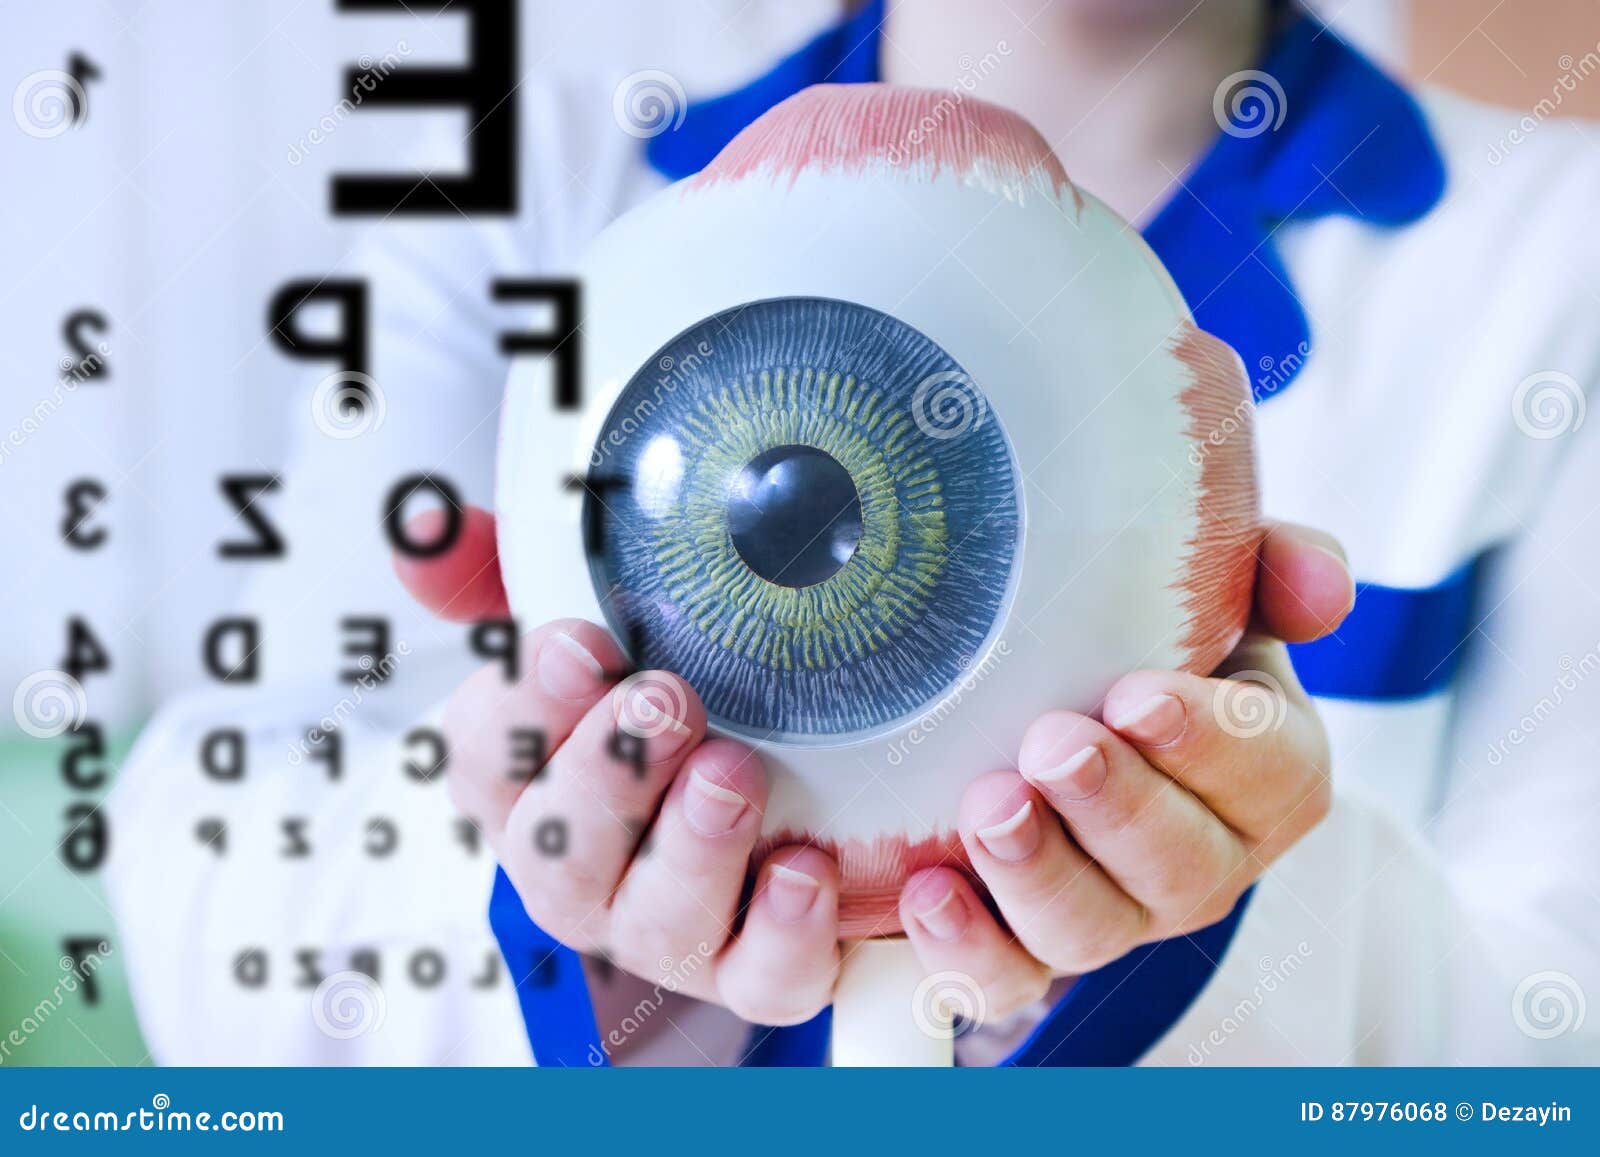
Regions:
[[104, 685, 534, 1066], [1148, 412, 1600, 1066]]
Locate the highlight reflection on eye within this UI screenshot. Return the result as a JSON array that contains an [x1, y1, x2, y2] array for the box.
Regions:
[[583, 297, 1022, 742]]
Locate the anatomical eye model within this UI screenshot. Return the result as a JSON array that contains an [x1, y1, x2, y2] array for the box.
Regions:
[[497, 84, 1260, 1060]]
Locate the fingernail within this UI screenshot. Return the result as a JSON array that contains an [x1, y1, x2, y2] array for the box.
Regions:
[[1312, 543, 1357, 609], [1029, 744, 1107, 801], [1309, 537, 1350, 569], [537, 632, 605, 700], [1111, 694, 1185, 746], [624, 685, 693, 747], [683, 769, 749, 837], [765, 863, 821, 923], [975, 799, 1039, 863], [912, 883, 970, 942]]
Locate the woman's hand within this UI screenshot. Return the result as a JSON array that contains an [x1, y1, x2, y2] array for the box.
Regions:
[[397, 509, 1351, 1029], [894, 521, 1353, 1018], [395, 507, 842, 1026]]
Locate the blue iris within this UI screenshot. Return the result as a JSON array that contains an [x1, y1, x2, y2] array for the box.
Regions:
[[582, 297, 1021, 742]]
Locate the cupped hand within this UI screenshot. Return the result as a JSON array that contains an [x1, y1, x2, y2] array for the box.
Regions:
[[395, 506, 840, 1027], [895, 521, 1353, 1018]]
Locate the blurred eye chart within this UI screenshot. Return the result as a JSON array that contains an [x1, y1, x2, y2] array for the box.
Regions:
[[0, 0, 811, 1066]]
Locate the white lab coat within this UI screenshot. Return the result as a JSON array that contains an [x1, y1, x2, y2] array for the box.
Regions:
[[106, 72, 1600, 1065]]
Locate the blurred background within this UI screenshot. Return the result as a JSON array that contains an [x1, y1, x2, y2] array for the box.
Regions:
[[1, 0, 1596, 1065]]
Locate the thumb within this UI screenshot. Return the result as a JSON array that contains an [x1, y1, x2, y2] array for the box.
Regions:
[[1251, 520, 1356, 644]]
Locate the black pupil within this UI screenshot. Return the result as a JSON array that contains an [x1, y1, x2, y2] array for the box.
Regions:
[[728, 445, 863, 588]]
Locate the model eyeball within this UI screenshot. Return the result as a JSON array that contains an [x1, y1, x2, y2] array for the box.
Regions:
[[497, 85, 1260, 937]]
